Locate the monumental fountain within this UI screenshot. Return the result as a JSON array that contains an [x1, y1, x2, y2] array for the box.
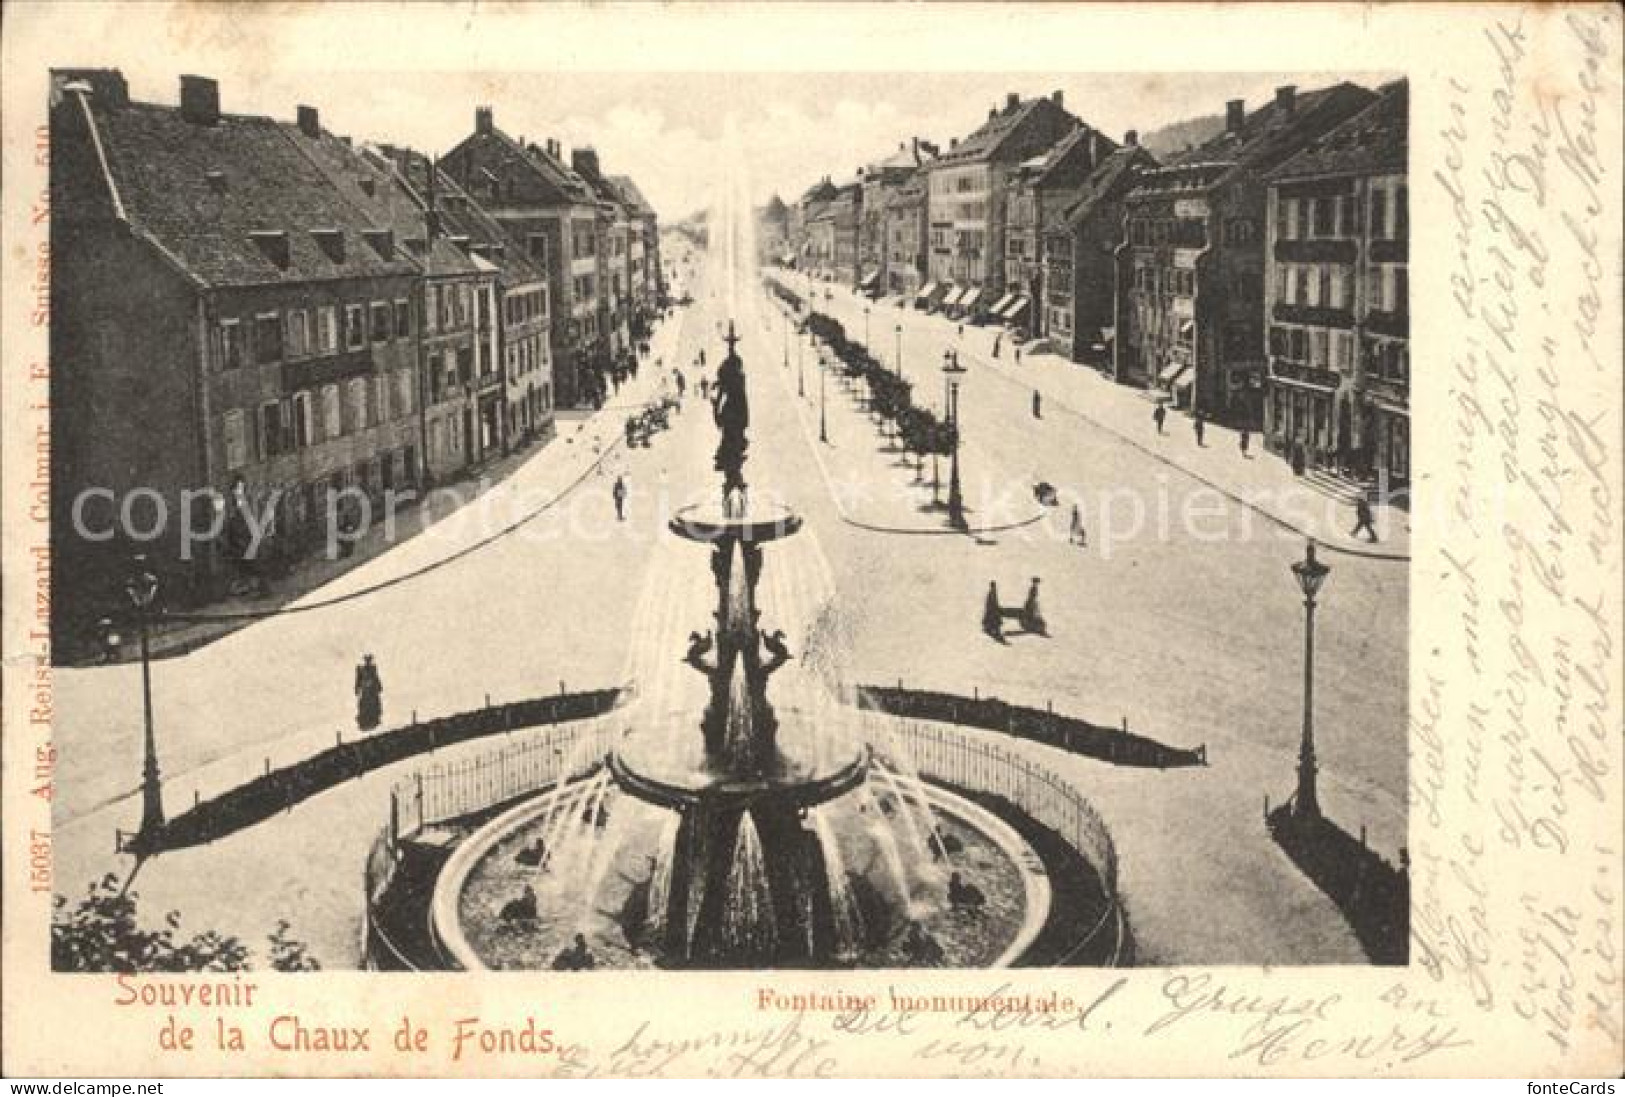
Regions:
[[431, 320, 1059, 970]]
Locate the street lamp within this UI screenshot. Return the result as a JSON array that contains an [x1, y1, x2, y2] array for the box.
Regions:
[[1290, 540, 1330, 820], [798, 330, 806, 398], [864, 305, 871, 350], [895, 323, 904, 380], [943, 350, 968, 530], [819, 346, 829, 443], [113, 557, 164, 855]]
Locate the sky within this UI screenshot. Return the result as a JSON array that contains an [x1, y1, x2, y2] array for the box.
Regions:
[[91, 68, 1395, 223]]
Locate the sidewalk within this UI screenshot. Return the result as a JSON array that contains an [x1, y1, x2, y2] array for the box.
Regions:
[[788, 273, 1410, 561]]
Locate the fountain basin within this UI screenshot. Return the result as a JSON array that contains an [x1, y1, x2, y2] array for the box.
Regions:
[[669, 500, 802, 544], [432, 767, 1050, 970]]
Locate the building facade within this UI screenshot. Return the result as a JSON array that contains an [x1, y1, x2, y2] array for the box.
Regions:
[[442, 108, 605, 407], [1041, 137, 1156, 365], [50, 71, 425, 633], [1263, 80, 1408, 486], [924, 91, 1080, 315], [883, 169, 928, 299], [996, 123, 1117, 338], [1113, 83, 1378, 423]]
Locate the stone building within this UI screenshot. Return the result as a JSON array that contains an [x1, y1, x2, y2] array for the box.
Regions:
[[883, 168, 929, 300], [283, 112, 499, 477], [442, 108, 605, 407], [1113, 82, 1377, 423], [49, 71, 424, 633], [1263, 80, 1408, 488], [924, 91, 1081, 317], [994, 122, 1118, 339], [1041, 136, 1157, 365]]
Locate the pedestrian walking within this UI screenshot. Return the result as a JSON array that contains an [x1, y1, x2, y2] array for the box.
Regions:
[[1070, 504, 1087, 547], [354, 654, 383, 731], [957, 323, 965, 338], [1032, 390, 1042, 419], [1020, 577, 1047, 636], [1351, 495, 1379, 542], [1014, 346, 1022, 365], [612, 475, 628, 522], [982, 581, 1004, 642], [1193, 412, 1206, 447], [992, 334, 1003, 358], [1240, 429, 1252, 458], [1153, 402, 1167, 435]]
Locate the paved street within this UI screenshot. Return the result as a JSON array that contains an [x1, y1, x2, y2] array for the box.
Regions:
[[55, 203, 1404, 968]]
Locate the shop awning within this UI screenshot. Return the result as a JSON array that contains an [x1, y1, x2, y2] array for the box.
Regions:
[[989, 292, 1016, 316], [1003, 296, 1031, 321], [960, 286, 984, 308], [1100, 326, 1116, 342], [1172, 366, 1195, 391], [1158, 360, 1186, 383], [859, 270, 879, 289], [1178, 318, 1195, 338], [916, 281, 939, 300]]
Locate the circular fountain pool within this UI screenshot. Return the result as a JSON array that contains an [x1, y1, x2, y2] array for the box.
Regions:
[[433, 759, 1050, 970]]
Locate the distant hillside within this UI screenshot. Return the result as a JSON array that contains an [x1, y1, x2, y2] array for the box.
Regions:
[[1140, 113, 1226, 161]]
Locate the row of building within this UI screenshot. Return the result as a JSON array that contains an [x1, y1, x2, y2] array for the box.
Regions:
[[764, 79, 1409, 491], [49, 70, 664, 626]]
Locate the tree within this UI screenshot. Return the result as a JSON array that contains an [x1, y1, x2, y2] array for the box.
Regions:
[[52, 875, 319, 972]]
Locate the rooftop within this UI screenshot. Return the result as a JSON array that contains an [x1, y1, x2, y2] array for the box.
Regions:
[[1269, 79, 1407, 182]]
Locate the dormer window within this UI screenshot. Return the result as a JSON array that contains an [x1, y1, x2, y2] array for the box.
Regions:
[[362, 229, 394, 259], [249, 230, 290, 270], [205, 170, 228, 194], [311, 229, 346, 263], [359, 177, 376, 197]]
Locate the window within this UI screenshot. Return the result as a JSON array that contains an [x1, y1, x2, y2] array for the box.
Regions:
[[293, 392, 313, 448], [345, 304, 366, 350], [219, 319, 245, 370], [321, 384, 341, 440], [347, 378, 368, 434], [1310, 329, 1328, 368], [223, 409, 248, 470], [1329, 265, 1347, 309], [1317, 266, 1332, 307], [1394, 267, 1408, 314], [528, 234, 548, 264], [1296, 200, 1311, 241], [395, 299, 411, 339], [371, 302, 390, 343], [316, 306, 338, 354], [1280, 198, 1297, 240], [424, 287, 439, 334], [255, 313, 283, 364], [258, 400, 281, 458], [1395, 184, 1408, 240], [1370, 187, 1389, 240], [394, 369, 414, 417], [1313, 197, 1335, 237], [285, 309, 310, 359]]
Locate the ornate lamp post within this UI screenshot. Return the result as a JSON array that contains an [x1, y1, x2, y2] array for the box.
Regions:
[[1290, 540, 1330, 820], [943, 350, 967, 530], [112, 557, 163, 854], [819, 345, 829, 443], [895, 323, 903, 380], [798, 329, 806, 398]]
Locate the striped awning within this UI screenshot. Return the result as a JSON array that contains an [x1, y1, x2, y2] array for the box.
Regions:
[[1001, 296, 1031, 320], [989, 292, 1016, 315], [916, 281, 939, 300]]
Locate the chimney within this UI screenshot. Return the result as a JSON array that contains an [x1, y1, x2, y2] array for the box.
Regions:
[[52, 68, 129, 109], [1226, 98, 1245, 133], [1052, 89, 1064, 109], [547, 138, 560, 159], [950, 138, 959, 150], [1124, 129, 1139, 147], [1006, 92, 1020, 112], [297, 105, 319, 138], [989, 107, 997, 121], [1275, 85, 1297, 114], [476, 106, 493, 134], [179, 75, 220, 125], [571, 148, 600, 180]]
